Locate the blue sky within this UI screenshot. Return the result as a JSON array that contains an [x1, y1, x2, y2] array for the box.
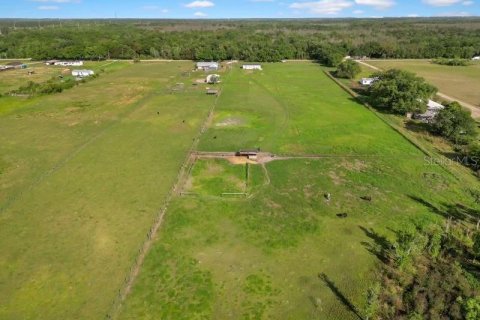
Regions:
[[1, 0, 478, 19]]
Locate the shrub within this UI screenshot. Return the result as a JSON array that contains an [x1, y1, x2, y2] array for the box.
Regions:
[[433, 58, 471, 66], [335, 59, 361, 79]]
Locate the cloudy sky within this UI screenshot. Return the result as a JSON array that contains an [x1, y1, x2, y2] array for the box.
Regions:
[[0, 0, 478, 19]]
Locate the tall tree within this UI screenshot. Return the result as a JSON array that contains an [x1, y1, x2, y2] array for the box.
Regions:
[[368, 69, 437, 114], [431, 102, 477, 144], [335, 59, 361, 79]]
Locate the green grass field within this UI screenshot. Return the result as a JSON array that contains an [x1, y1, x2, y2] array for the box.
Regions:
[[1, 61, 479, 320], [118, 63, 480, 319], [365, 59, 480, 108], [0, 61, 217, 319]]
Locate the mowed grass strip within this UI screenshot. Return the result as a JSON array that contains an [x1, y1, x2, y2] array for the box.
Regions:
[[366, 59, 480, 107], [0, 62, 214, 319], [120, 63, 480, 319]]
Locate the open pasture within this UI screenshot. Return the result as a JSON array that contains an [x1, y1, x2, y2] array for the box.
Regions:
[[0, 61, 216, 319], [119, 63, 480, 319], [365, 59, 480, 108]]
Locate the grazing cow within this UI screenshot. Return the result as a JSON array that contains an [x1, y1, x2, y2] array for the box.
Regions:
[[325, 193, 331, 201]]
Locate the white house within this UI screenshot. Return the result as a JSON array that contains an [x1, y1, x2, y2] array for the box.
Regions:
[[414, 99, 445, 123], [72, 69, 94, 77], [206, 74, 220, 84], [473, 56, 480, 61], [55, 61, 84, 67], [242, 64, 262, 70], [360, 77, 377, 86], [197, 62, 219, 71]]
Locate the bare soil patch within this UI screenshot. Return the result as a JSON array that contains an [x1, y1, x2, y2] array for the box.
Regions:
[[226, 156, 256, 165], [215, 117, 245, 127]]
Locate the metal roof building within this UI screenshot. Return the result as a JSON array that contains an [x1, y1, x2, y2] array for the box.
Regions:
[[197, 62, 219, 71]]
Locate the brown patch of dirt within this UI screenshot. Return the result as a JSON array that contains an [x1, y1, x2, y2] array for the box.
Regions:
[[329, 171, 346, 185], [265, 199, 282, 209], [303, 184, 317, 199], [226, 156, 256, 165], [227, 175, 245, 191], [205, 162, 224, 175], [341, 159, 368, 172], [215, 117, 245, 127]]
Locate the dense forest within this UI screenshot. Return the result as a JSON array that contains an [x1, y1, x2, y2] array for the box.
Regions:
[[0, 18, 480, 62]]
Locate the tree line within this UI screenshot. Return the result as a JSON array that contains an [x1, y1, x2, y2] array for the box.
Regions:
[[0, 18, 479, 62]]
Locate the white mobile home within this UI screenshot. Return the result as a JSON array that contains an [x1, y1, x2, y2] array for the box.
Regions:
[[196, 62, 219, 71], [72, 69, 94, 77], [242, 64, 262, 70], [55, 61, 84, 67]]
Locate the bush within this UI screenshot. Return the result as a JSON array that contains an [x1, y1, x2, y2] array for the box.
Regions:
[[10, 74, 96, 97], [335, 59, 361, 79], [371, 222, 480, 320], [433, 58, 471, 66]]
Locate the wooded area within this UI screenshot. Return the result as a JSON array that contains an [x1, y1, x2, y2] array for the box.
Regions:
[[0, 18, 479, 61]]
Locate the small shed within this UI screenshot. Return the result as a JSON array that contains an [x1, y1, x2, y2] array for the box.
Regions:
[[72, 69, 94, 77], [236, 149, 260, 160], [242, 64, 262, 70], [206, 89, 219, 95], [360, 77, 377, 86], [197, 62, 219, 71], [206, 74, 220, 84]]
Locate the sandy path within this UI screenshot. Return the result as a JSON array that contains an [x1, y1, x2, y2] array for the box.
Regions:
[[356, 60, 480, 118], [436, 92, 480, 118], [355, 60, 381, 71]]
